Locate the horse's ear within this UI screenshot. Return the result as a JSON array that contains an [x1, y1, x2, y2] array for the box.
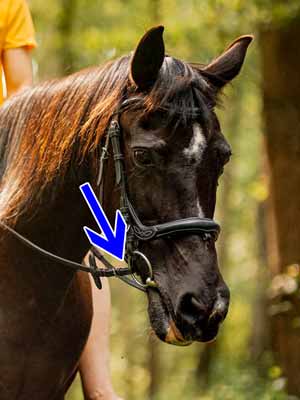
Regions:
[[202, 35, 254, 89], [130, 26, 165, 90]]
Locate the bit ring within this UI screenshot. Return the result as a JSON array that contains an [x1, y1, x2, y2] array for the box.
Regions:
[[128, 250, 157, 289]]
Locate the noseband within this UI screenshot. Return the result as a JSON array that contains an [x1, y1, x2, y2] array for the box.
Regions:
[[0, 98, 220, 293]]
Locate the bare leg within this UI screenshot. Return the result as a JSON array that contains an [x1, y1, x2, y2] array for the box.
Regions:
[[79, 274, 123, 400]]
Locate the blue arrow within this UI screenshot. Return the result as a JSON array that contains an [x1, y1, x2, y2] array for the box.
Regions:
[[80, 182, 127, 261]]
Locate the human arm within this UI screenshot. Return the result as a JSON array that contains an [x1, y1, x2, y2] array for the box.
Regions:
[[1, 0, 36, 98], [2, 47, 33, 97], [79, 275, 123, 400]]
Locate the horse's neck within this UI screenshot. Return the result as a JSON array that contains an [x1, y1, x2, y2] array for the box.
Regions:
[[0, 180, 94, 385], [10, 183, 92, 299]]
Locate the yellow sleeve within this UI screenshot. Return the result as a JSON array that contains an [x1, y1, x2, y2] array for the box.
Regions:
[[3, 0, 37, 50]]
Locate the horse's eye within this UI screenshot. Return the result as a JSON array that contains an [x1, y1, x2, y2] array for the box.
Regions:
[[215, 146, 232, 171], [218, 145, 232, 165], [133, 149, 153, 168], [221, 149, 232, 165]]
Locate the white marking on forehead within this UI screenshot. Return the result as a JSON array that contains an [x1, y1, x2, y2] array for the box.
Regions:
[[182, 124, 206, 219], [183, 123, 206, 160]]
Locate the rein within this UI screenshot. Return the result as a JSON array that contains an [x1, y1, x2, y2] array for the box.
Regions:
[[0, 221, 133, 290], [0, 97, 221, 293]]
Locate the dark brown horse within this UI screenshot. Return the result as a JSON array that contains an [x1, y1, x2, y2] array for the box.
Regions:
[[0, 26, 252, 399]]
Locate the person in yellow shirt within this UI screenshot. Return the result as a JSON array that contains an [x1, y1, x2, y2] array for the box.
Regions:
[[0, 0, 36, 103], [1, 1, 122, 400]]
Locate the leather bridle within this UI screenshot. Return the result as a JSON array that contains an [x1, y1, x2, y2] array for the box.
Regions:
[[0, 97, 221, 293]]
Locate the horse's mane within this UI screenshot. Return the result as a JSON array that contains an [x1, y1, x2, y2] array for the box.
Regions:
[[0, 54, 215, 224]]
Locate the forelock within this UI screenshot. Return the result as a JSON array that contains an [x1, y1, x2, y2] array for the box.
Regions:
[[136, 56, 216, 130]]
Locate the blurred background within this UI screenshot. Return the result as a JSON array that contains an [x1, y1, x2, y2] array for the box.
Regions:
[[29, 1, 300, 399]]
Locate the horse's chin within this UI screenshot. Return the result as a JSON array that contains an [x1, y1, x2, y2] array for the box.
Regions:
[[147, 289, 192, 346], [165, 320, 193, 346]]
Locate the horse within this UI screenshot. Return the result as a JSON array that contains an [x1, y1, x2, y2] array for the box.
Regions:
[[0, 26, 252, 399]]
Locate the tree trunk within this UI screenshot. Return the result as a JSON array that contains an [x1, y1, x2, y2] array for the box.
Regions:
[[260, 17, 300, 396], [249, 201, 271, 364], [58, 0, 77, 75]]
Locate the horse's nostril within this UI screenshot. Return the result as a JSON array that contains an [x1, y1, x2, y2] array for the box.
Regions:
[[175, 291, 229, 342], [209, 298, 229, 324], [177, 294, 208, 327], [191, 296, 204, 311]]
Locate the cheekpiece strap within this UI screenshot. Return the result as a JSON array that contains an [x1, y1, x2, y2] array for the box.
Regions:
[[97, 133, 110, 186], [109, 119, 123, 186]]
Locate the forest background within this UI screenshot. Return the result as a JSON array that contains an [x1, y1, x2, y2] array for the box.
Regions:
[[28, 0, 300, 399]]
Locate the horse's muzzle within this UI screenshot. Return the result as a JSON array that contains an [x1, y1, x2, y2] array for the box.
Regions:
[[172, 290, 230, 344]]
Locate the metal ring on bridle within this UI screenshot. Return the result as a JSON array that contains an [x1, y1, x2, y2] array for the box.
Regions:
[[128, 250, 157, 289]]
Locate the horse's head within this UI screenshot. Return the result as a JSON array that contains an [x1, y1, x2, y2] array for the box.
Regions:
[[109, 27, 252, 345]]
